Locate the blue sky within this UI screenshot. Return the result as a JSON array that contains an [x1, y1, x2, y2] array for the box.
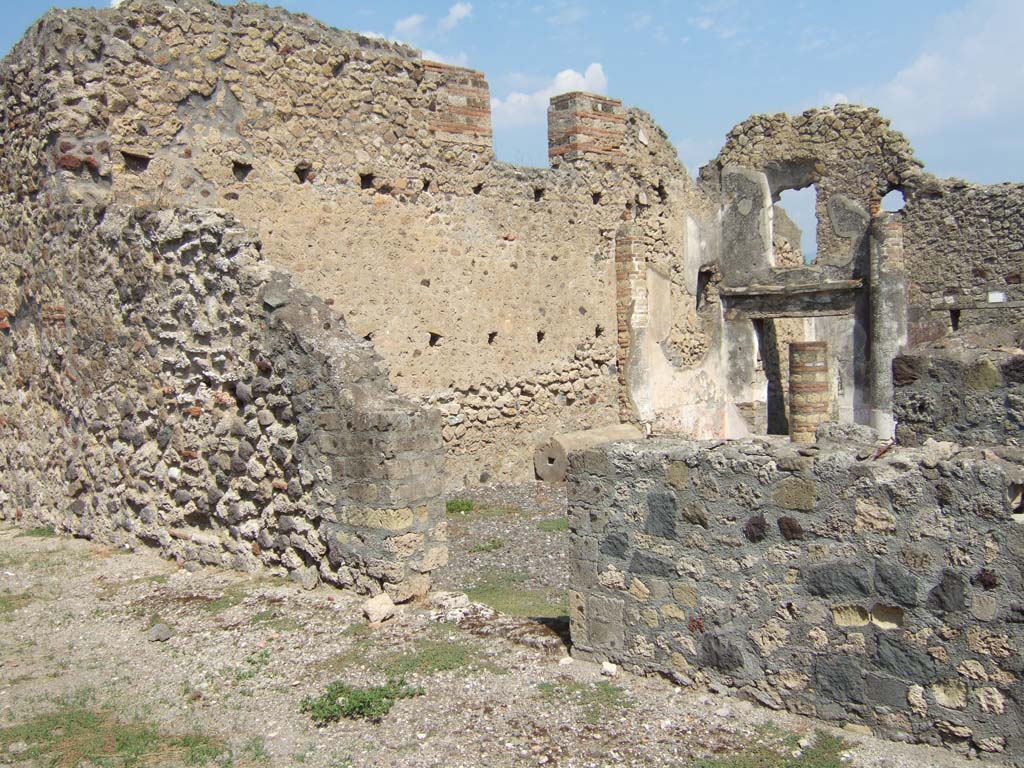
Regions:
[[3, 1, 1022, 250]]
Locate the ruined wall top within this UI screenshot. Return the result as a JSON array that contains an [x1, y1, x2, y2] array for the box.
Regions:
[[700, 105, 923, 203]]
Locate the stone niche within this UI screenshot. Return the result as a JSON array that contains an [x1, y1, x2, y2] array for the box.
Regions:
[[567, 435, 1023, 758]]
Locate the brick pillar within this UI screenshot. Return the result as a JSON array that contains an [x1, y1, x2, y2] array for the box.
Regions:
[[548, 91, 625, 168], [615, 223, 647, 422], [422, 61, 493, 154]]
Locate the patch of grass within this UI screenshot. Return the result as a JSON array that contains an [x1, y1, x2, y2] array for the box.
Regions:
[[251, 609, 301, 633], [382, 639, 503, 677], [234, 649, 271, 682], [690, 727, 849, 768], [446, 498, 524, 520], [242, 736, 271, 765], [197, 575, 291, 615], [470, 537, 504, 553], [537, 517, 569, 533], [537, 680, 631, 723], [341, 622, 374, 639], [0, 591, 32, 617], [17, 526, 56, 538], [465, 571, 566, 618], [0, 701, 226, 767], [446, 498, 475, 514], [300, 678, 424, 725]]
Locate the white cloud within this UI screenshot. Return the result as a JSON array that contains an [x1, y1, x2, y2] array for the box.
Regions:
[[631, 13, 652, 31], [393, 14, 426, 39], [690, 16, 714, 31], [491, 63, 607, 128], [819, 91, 849, 106], [422, 49, 470, 67], [438, 2, 473, 32], [868, 0, 1024, 134], [547, 4, 588, 25]]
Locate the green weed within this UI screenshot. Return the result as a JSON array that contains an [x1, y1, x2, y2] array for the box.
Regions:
[[0, 591, 31, 617], [17, 526, 56, 538], [537, 517, 569, 533], [251, 609, 301, 632], [234, 649, 271, 682], [465, 571, 566, 618], [470, 537, 504, 553], [300, 678, 424, 725], [445, 498, 475, 514], [383, 639, 503, 677], [0, 700, 226, 767], [689, 727, 849, 768], [537, 680, 631, 723]]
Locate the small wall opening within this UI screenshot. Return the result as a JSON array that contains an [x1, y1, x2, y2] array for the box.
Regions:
[[420, 278, 431, 288], [121, 151, 151, 173], [776, 186, 817, 264], [592, 192, 602, 205], [487, 331, 497, 345], [536, 330, 545, 343], [696, 269, 713, 311], [881, 189, 906, 212], [752, 318, 788, 435], [422, 179, 432, 192], [950, 309, 961, 332], [428, 332, 443, 348], [232, 161, 252, 182], [360, 172, 374, 190], [656, 181, 668, 203], [294, 162, 312, 184], [1009, 482, 1023, 518], [473, 183, 483, 195], [594, 324, 604, 338], [534, 187, 545, 202]]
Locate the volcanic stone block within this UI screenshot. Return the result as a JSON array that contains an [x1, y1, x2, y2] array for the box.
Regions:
[[646, 491, 677, 538], [927, 569, 966, 614], [875, 560, 919, 607], [876, 634, 936, 682], [815, 656, 866, 703], [805, 562, 873, 597]]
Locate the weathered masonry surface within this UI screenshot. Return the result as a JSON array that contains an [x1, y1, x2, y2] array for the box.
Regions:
[[4, 0, 1020, 490], [0, 2, 449, 598], [568, 435, 1024, 758], [2, 0, 1024, 755]]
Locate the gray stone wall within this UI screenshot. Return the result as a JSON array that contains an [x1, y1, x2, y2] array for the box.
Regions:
[[901, 176, 1024, 346], [0, 199, 445, 599], [567, 435, 1024, 760], [893, 341, 1024, 449]]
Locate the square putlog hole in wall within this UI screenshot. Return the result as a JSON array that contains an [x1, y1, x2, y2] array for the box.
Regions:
[[428, 332, 444, 347], [487, 331, 498, 345], [232, 161, 252, 182], [294, 162, 312, 184], [121, 151, 151, 173]]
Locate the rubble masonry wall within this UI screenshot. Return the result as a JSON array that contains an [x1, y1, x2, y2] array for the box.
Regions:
[[567, 436, 1024, 759]]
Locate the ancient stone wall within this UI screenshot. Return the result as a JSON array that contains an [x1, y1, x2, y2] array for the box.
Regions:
[[901, 177, 1024, 346], [3, 0, 721, 483], [893, 339, 1024, 449], [0, 200, 445, 598], [698, 106, 1024, 361], [567, 435, 1024, 758], [1, 15, 448, 596]]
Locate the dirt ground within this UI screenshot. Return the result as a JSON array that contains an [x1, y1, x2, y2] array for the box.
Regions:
[[0, 484, 993, 767]]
